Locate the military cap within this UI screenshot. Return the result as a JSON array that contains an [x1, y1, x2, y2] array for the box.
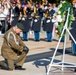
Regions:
[[16, 23, 24, 30]]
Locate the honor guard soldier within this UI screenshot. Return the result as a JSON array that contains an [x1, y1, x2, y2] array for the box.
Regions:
[[43, 11, 54, 42], [42, 3, 55, 42], [31, 3, 42, 41], [70, 19, 76, 55], [21, 17, 31, 41], [32, 15, 41, 41], [0, 23, 29, 70], [69, 18, 76, 72], [22, 4, 32, 41]]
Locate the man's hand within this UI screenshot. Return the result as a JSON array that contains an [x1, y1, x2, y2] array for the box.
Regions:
[[23, 46, 29, 54]]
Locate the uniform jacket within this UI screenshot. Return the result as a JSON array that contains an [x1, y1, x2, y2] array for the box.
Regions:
[[43, 17, 53, 32], [32, 17, 41, 32], [70, 20, 76, 41], [73, 7, 76, 17], [70, 29, 76, 41], [1, 28, 25, 60], [71, 20, 76, 29], [21, 18, 31, 32]]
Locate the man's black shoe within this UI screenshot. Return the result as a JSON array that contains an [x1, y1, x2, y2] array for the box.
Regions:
[[74, 68, 76, 72], [35, 40, 40, 42], [15, 66, 26, 70], [24, 39, 28, 41], [0, 64, 12, 70], [47, 40, 52, 42], [22, 39, 28, 41]]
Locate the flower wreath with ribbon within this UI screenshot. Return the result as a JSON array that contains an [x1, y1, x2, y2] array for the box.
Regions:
[[52, 1, 75, 38]]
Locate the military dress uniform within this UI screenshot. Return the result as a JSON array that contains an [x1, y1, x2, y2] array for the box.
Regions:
[[73, 5, 76, 18], [70, 20, 76, 55], [1, 27, 27, 70], [32, 16, 41, 41], [43, 5, 55, 42], [43, 17, 53, 42], [21, 17, 31, 41]]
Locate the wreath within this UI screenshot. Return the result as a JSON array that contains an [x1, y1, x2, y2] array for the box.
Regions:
[[52, 1, 74, 37]]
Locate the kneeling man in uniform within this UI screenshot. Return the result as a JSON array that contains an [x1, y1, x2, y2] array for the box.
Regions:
[[0, 23, 29, 70]]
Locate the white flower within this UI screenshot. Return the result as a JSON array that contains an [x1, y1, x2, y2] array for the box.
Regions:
[[52, 14, 62, 23], [54, 22, 58, 26], [63, 15, 65, 21], [59, 18, 62, 22], [53, 13, 56, 16], [58, 4, 62, 9], [52, 19, 56, 22], [58, 11, 61, 14], [57, 15, 61, 19], [57, 15, 62, 22], [56, 30, 58, 33], [62, 1, 66, 3], [52, 15, 57, 22]]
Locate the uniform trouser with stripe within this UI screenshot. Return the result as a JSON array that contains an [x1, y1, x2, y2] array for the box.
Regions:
[[23, 32, 28, 40], [34, 31, 39, 40], [46, 32, 52, 41], [72, 41, 76, 55]]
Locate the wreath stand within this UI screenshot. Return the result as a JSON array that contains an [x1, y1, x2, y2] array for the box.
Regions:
[[47, 8, 76, 75]]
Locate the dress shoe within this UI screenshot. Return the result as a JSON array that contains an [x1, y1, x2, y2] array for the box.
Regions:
[[47, 40, 52, 42], [61, 40, 64, 42], [7, 68, 13, 71], [23, 39, 28, 41], [0, 64, 13, 70], [0, 64, 3, 69], [74, 68, 76, 72], [35, 40, 40, 42], [15, 66, 26, 70], [24, 39, 28, 41]]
